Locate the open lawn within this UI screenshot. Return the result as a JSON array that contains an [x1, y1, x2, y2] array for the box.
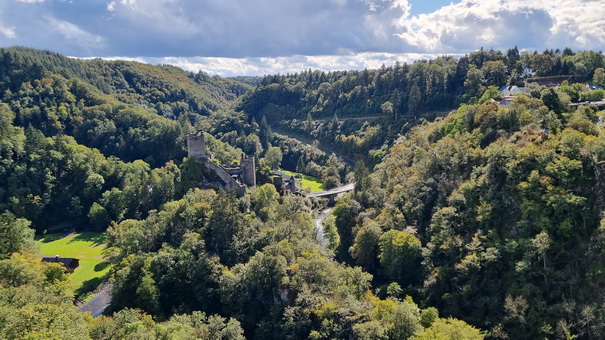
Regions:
[[37, 232, 111, 298], [281, 170, 324, 193]]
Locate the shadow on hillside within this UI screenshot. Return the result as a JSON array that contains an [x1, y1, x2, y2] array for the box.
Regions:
[[94, 261, 111, 272], [77, 275, 109, 297], [71, 232, 106, 246], [36, 233, 65, 243]]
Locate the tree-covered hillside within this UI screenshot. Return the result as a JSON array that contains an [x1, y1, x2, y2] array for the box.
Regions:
[[0, 47, 255, 231], [236, 48, 605, 163], [338, 97, 605, 339], [2, 46, 605, 339], [0, 46, 249, 117]]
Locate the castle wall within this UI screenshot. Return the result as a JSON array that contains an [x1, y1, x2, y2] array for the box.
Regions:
[[187, 131, 252, 196], [200, 158, 246, 196]]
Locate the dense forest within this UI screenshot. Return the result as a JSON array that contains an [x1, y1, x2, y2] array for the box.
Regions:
[[1, 46, 605, 339]]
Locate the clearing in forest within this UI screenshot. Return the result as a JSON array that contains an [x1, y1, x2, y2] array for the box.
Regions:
[[281, 170, 324, 193], [37, 232, 111, 298]]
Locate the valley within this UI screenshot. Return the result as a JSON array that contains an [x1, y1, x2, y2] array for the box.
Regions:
[[0, 46, 605, 339]]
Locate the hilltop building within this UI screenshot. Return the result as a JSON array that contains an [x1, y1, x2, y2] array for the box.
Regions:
[[187, 131, 255, 196]]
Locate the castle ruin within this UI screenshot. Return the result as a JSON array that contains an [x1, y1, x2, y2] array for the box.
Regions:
[[187, 130, 256, 196]]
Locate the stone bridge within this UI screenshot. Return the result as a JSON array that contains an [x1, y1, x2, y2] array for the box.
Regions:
[[306, 182, 355, 201]]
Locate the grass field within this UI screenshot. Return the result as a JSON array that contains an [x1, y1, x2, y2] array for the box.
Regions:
[[281, 170, 324, 193], [37, 232, 111, 298]]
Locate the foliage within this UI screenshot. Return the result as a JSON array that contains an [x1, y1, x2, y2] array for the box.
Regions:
[[0, 211, 34, 258], [4, 46, 605, 339], [347, 97, 605, 339], [413, 317, 484, 340]]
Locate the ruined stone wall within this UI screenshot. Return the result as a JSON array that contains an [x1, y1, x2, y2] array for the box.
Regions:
[[200, 158, 246, 196]]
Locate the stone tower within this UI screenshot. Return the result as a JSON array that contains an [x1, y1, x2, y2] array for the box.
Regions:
[[187, 130, 206, 160], [240, 153, 256, 187]]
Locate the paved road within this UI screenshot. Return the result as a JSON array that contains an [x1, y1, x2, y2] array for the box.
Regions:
[[78, 283, 112, 318], [569, 100, 605, 106], [313, 115, 387, 122]]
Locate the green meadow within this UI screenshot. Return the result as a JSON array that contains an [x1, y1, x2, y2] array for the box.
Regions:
[[37, 232, 111, 298], [281, 170, 324, 193]]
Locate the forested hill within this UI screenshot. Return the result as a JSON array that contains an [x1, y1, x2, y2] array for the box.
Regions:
[[0, 47, 254, 165], [0, 46, 250, 118], [0, 47, 253, 229], [235, 48, 605, 162], [339, 98, 605, 339]]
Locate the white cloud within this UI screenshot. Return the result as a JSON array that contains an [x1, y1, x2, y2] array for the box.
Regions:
[[1, 0, 604, 74], [0, 24, 16, 39], [15, 0, 45, 2], [395, 0, 605, 52], [48, 17, 104, 49], [89, 52, 449, 77]]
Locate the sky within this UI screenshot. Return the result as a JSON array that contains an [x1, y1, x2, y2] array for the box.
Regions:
[[0, 0, 604, 77]]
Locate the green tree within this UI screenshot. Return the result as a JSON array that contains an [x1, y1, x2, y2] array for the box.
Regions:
[[381, 101, 394, 118], [88, 202, 110, 230], [408, 83, 422, 114], [478, 85, 502, 104], [136, 260, 161, 315], [206, 191, 242, 266], [464, 66, 484, 100], [333, 198, 361, 263], [531, 53, 556, 76], [593, 67, 604, 86], [541, 87, 565, 114], [306, 111, 314, 134], [413, 317, 484, 340], [482, 60, 507, 86], [378, 230, 422, 285], [0, 212, 34, 258], [350, 221, 381, 271], [254, 183, 279, 221], [263, 146, 283, 170], [259, 115, 272, 148], [354, 159, 371, 194]]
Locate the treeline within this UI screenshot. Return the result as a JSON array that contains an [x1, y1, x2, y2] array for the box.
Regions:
[[0, 46, 250, 119], [0, 47, 256, 229], [0, 47, 347, 230], [330, 95, 605, 338], [240, 47, 604, 121]]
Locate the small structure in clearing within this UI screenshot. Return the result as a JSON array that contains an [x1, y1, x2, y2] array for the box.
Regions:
[[41, 255, 80, 273]]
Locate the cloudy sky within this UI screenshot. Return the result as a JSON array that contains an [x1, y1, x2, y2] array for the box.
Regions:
[[0, 0, 604, 76]]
